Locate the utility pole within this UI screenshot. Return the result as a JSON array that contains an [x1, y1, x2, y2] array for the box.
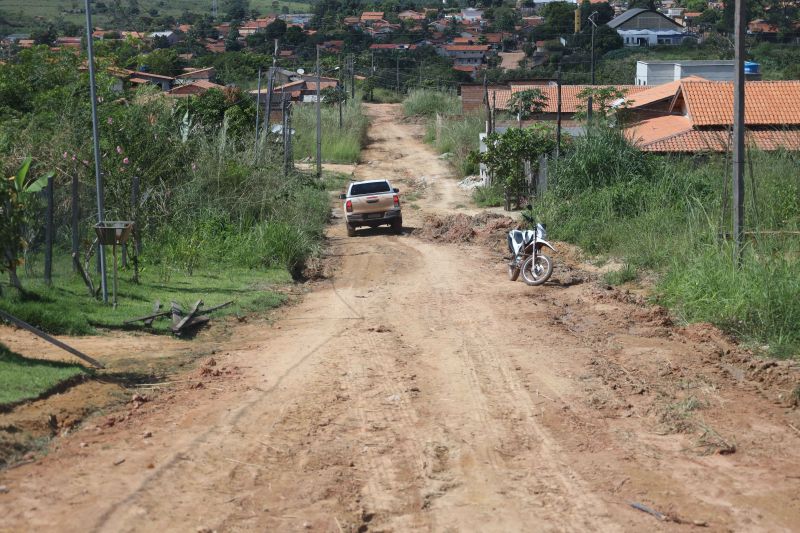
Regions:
[[371, 49, 375, 74], [483, 72, 490, 134], [556, 66, 562, 159], [83, 0, 108, 303], [733, 0, 745, 263], [282, 91, 289, 177], [338, 85, 343, 129], [316, 45, 322, 178], [587, 11, 598, 125], [254, 66, 262, 150], [395, 50, 400, 94], [263, 39, 278, 139]]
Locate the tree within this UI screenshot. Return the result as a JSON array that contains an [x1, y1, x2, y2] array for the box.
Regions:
[[225, 27, 243, 51], [0, 157, 50, 291], [32, 25, 58, 45], [225, 0, 249, 21], [472, 125, 557, 206], [320, 86, 347, 106], [540, 1, 576, 35], [491, 6, 520, 32], [265, 18, 287, 41], [139, 48, 182, 76], [508, 88, 548, 125], [575, 86, 628, 124]]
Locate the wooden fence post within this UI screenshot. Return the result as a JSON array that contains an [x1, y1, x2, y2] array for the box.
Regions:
[[44, 175, 54, 286], [131, 175, 140, 283], [71, 174, 79, 272]]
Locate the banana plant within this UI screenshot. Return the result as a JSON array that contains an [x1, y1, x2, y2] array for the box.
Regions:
[[1, 157, 53, 292]]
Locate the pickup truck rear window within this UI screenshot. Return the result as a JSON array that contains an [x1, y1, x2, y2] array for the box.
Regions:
[[350, 182, 391, 196]]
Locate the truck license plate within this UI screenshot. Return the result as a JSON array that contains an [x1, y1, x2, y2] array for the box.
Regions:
[[367, 213, 382, 219]]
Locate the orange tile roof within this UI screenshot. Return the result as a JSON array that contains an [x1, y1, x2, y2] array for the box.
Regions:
[[492, 84, 647, 113], [361, 11, 384, 21], [446, 45, 490, 52], [625, 114, 694, 146], [638, 129, 800, 152], [624, 76, 706, 108], [676, 81, 800, 126]]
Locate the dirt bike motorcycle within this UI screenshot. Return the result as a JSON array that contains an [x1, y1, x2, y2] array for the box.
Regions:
[[507, 209, 555, 286]]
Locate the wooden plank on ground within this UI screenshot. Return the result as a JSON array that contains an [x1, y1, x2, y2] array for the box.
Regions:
[[199, 300, 234, 314], [172, 300, 203, 334], [174, 315, 210, 336], [143, 300, 162, 327], [171, 302, 184, 329]]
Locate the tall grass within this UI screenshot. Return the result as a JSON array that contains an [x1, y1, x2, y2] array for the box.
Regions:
[[426, 114, 485, 177], [403, 89, 461, 118], [292, 97, 368, 163], [535, 128, 800, 357]]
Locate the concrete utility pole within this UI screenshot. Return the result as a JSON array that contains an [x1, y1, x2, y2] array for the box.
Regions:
[[395, 50, 400, 93], [83, 0, 108, 303], [733, 0, 745, 263], [587, 11, 598, 125], [316, 45, 322, 178], [254, 67, 262, 150], [556, 66, 562, 159], [263, 39, 278, 138]]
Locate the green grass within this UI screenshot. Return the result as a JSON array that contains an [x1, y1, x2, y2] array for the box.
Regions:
[[0, 344, 86, 405], [535, 128, 800, 358], [368, 88, 403, 104], [0, 257, 290, 336], [425, 113, 484, 178], [473, 183, 504, 207], [403, 89, 461, 118], [293, 98, 368, 164], [603, 264, 638, 286]]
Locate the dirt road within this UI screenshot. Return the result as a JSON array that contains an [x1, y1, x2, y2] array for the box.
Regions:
[[2, 104, 800, 532]]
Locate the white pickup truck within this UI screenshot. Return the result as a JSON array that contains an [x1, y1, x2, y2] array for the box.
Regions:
[[339, 179, 402, 237]]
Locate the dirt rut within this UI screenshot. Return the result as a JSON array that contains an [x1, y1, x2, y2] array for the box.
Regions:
[[1, 104, 800, 532]]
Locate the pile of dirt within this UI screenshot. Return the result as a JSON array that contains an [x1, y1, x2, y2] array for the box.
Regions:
[[417, 212, 516, 250]]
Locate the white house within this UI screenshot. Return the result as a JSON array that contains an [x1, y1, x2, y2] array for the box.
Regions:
[[608, 8, 686, 47]]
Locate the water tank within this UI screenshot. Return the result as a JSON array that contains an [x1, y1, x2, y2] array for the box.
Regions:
[[744, 61, 760, 74]]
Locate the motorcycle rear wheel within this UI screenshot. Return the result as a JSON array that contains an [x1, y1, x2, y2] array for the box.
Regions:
[[521, 254, 553, 286], [508, 262, 520, 281]]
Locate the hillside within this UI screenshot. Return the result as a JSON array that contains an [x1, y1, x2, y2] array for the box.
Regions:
[[0, 0, 312, 33]]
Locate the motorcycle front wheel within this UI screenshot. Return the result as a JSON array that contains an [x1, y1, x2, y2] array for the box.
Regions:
[[521, 254, 553, 286], [508, 262, 520, 281]]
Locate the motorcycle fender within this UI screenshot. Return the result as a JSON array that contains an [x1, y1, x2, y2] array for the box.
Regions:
[[537, 240, 556, 253]]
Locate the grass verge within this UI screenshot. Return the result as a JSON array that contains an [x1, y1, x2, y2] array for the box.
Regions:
[[0, 259, 290, 336], [293, 98, 368, 163], [403, 89, 461, 118], [536, 128, 800, 357], [0, 344, 86, 406]]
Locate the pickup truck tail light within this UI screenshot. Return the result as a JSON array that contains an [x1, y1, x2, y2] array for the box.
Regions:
[[393, 195, 400, 207], [345, 200, 353, 213]]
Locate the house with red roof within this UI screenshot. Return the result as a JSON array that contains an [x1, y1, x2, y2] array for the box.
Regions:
[[167, 80, 225, 97], [625, 80, 800, 153]]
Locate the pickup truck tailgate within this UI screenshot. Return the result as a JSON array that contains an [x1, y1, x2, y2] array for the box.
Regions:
[[350, 194, 394, 214]]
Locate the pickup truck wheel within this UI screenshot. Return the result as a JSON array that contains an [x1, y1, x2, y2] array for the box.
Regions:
[[346, 223, 356, 237], [392, 218, 403, 234]]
